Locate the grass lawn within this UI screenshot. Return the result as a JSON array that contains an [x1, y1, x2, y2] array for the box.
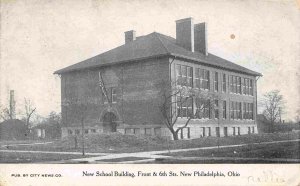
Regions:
[[162, 141, 300, 159], [1, 131, 299, 154], [155, 141, 300, 163]]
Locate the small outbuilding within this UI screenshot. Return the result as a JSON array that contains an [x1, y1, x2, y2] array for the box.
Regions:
[[0, 119, 28, 140]]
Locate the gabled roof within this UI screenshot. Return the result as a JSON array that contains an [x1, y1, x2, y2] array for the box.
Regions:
[[54, 32, 262, 76]]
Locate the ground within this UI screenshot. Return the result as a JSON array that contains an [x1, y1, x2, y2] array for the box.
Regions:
[[156, 141, 300, 163], [0, 131, 299, 163]]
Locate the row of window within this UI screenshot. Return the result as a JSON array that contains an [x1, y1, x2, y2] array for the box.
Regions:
[[230, 76, 253, 95], [230, 102, 254, 120], [68, 128, 97, 135], [179, 126, 256, 139], [176, 65, 193, 87], [124, 127, 161, 136], [177, 98, 254, 120], [175, 64, 254, 96], [67, 127, 162, 136]]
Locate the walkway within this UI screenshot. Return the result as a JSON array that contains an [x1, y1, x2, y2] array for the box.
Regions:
[[1, 141, 54, 148], [0, 149, 108, 156]]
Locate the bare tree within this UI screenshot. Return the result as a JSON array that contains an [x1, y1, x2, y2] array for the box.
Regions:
[[261, 90, 284, 128], [0, 91, 16, 121], [24, 98, 36, 132], [158, 80, 216, 140], [0, 105, 11, 121]]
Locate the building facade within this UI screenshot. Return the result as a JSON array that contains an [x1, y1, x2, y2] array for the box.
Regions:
[[55, 18, 261, 139]]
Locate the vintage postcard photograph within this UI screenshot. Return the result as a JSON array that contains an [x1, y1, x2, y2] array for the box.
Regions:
[[0, 0, 299, 185]]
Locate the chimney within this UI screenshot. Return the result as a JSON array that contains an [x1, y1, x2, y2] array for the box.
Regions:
[[194, 22, 208, 55], [124, 30, 136, 44], [175, 18, 194, 52], [9, 90, 16, 119]]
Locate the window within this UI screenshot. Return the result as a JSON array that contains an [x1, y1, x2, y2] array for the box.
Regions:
[[245, 79, 249, 95], [230, 75, 242, 94], [248, 127, 251, 134], [214, 100, 219, 119], [195, 68, 210, 90], [145, 128, 151, 135], [177, 96, 193, 118], [125, 128, 133, 134], [243, 78, 253, 96], [103, 87, 117, 104], [201, 127, 206, 137], [154, 128, 161, 136], [222, 101, 227, 119], [214, 72, 218, 92], [111, 88, 117, 103], [216, 127, 220, 137], [243, 102, 254, 120], [75, 129, 80, 135], [237, 102, 242, 119], [237, 77, 241, 94], [91, 129, 96, 133], [230, 101, 234, 119], [68, 130, 73, 135], [242, 78, 246, 94], [207, 127, 211, 136], [249, 80, 253, 96], [250, 103, 253, 119], [233, 76, 237, 93], [222, 74, 226, 92], [230, 101, 242, 120], [237, 127, 241, 135], [233, 127, 236, 136], [252, 126, 255, 133], [195, 98, 210, 119], [134, 128, 140, 134], [230, 76, 234, 93], [224, 127, 228, 137], [187, 67, 193, 87], [180, 127, 190, 139], [84, 129, 89, 134], [176, 64, 193, 87]]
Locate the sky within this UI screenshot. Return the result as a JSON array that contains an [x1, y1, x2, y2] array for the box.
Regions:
[[1, 0, 299, 121]]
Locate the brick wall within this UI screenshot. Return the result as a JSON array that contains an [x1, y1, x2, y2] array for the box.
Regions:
[[61, 57, 169, 129]]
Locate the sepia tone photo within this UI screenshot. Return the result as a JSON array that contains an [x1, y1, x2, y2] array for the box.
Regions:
[[0, 0, 299, 167]]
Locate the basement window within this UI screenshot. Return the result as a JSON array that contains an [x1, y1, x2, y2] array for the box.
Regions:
[[75, 129, 80, 135], [144, 128, 151, 135], [133, 128, 140, 135], [154, 127, 161, 136], [125, 128, 133, 134]]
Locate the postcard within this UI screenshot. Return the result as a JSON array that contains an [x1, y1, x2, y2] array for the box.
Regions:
[[0, 0, 299, 185]]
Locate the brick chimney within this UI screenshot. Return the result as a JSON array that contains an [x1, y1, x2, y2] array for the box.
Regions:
[[124, 30, 136, 44], [175, 18, 194, 52], [194, 22, 208, 55], [9, 90, 16, 119]]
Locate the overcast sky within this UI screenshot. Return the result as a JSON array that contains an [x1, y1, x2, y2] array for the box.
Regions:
[[1, 0, 299, 121]]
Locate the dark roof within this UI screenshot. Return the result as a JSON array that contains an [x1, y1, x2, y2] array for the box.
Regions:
[[55, 32, 262, 76]]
